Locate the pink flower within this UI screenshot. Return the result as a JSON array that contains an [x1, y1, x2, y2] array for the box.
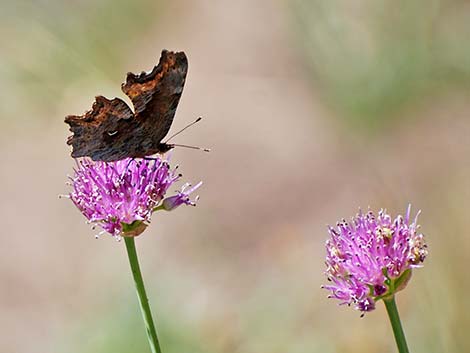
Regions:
[[322, 206, 427, 314], [67, 157, 201, 238]]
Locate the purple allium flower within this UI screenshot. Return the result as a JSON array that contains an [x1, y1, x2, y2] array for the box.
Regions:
[[67, 157, 201, 238], [322, 205, 427, 315]]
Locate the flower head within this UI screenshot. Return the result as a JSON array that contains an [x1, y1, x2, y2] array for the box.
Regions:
[[322, 205, 427, 314], [67, 157, 201, 238]]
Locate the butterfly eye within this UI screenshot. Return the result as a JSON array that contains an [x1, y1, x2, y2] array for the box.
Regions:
[[107, 131, 118, 136]]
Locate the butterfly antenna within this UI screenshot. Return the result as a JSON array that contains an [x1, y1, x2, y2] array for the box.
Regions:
[[164, 117, 203, 143], [172, 144, 211, 152]]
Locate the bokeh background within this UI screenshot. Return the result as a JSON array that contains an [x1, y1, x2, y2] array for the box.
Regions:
[[1, 0, 469, 352]]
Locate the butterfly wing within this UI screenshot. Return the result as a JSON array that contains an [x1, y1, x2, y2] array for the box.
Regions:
[[65, 96, 139, 161], [121, 50, 188, 145]]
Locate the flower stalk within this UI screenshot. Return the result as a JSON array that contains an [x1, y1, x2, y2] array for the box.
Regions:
[[384, 296, 409, 353], [125, 236, 162, 353]]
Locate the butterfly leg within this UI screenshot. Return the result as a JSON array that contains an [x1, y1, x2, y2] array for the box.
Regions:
[[118, 158, 138, 180], [143, 155, 172, 171]]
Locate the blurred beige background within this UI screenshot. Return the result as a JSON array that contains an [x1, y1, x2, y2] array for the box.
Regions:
[[1, 0, 469, 352]]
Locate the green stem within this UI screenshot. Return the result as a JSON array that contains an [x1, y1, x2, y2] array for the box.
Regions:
[[383, 296, 410, 353], [153, 205, 165, 212], [124, 237, 162, 353]]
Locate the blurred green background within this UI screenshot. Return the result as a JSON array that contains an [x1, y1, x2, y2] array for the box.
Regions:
[[1, 0, 469, 352]]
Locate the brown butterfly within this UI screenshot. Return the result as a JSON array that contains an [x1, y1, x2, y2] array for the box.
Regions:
[[65, 50, 189, 162]]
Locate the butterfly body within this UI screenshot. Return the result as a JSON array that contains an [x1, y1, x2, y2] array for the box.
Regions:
[[65, 50, 188, 161]]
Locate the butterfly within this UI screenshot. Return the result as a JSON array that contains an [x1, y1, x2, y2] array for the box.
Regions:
[[65, 50, 188, 162]]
